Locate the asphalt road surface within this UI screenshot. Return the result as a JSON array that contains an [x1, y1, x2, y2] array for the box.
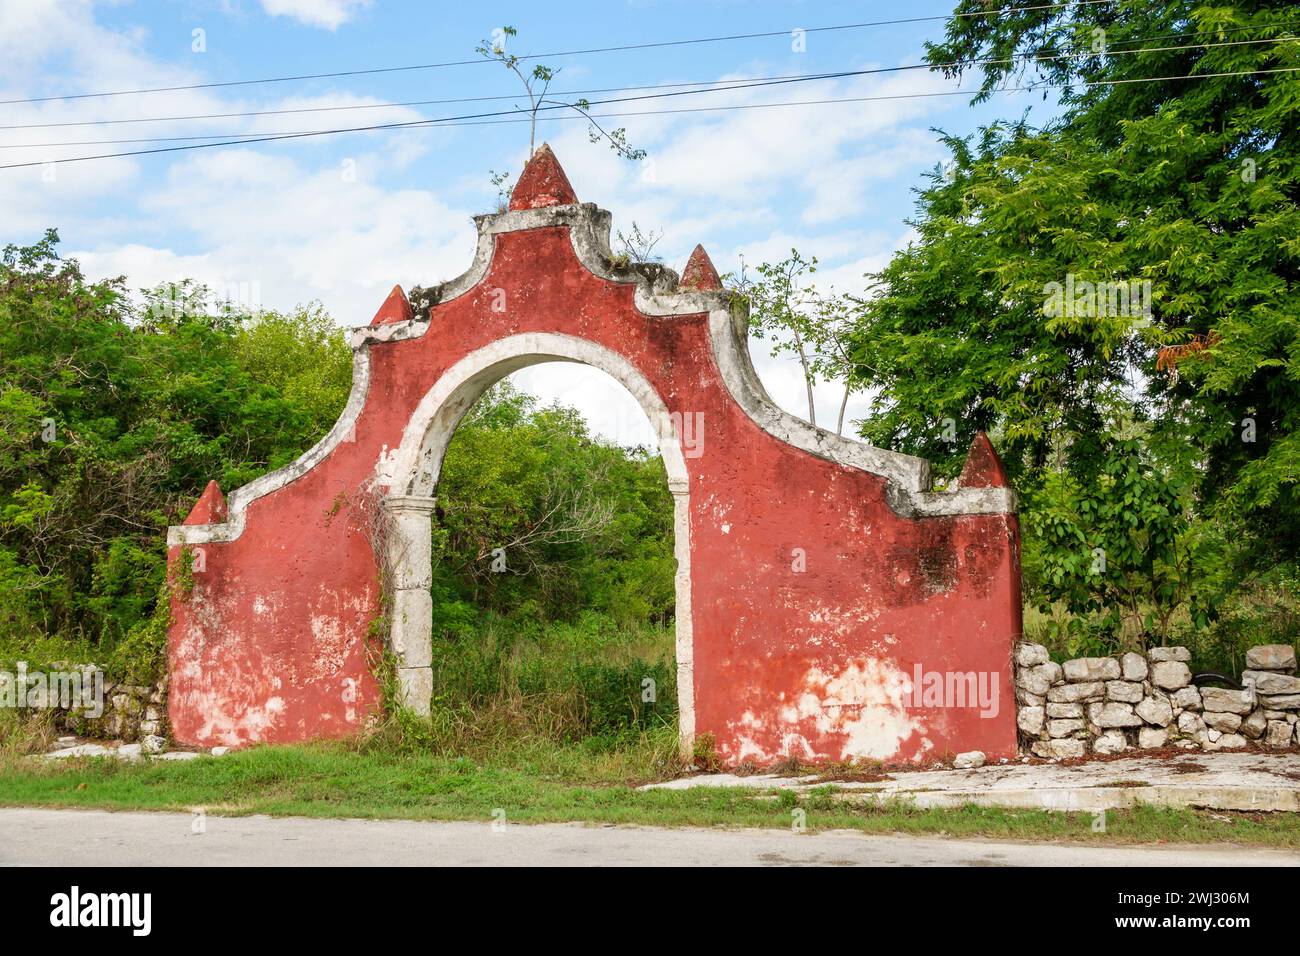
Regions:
[[2, 808, 1298, 866]]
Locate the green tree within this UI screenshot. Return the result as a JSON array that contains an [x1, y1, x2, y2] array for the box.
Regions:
[[844, 1, 1300, 644], [0, 231, 352, 656], [431, 382, 675, 630]]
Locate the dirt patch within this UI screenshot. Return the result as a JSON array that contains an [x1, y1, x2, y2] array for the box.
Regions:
[[1090, 780, 1152, 788], [1032, 744, 1259, 769]]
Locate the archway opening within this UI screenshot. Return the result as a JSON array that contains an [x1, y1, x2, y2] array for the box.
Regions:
[[381, 336, 693, 762]]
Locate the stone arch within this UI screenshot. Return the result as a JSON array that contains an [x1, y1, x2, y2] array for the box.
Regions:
[[166, 143, 1023, 764], [378, 333, 695, 752]]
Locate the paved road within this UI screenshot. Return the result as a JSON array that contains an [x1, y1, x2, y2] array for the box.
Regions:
[[1, 808, 1297, 866]]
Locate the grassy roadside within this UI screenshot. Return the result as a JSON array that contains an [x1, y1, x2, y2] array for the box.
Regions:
[[3, 735, 1300, 847]]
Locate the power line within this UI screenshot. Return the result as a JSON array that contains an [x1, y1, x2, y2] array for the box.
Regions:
[[6, 34, 1295, 149], [2, 19, 1289, 132], [0, 73, 871, 132], [3, 64, 1295, 171], [0, 0, 1122, 106]]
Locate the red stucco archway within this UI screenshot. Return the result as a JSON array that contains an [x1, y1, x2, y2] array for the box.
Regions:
[[167, 145, 1022, 765]]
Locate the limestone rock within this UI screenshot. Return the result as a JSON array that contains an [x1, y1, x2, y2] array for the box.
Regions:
[[1241, 670, 1300, 695], [1203, 711, 1242, 733], [1014, 642, 1051, 668], [1120, 652, 1149, 682], [1048, 718, 1086, 737], [1093, 730, 1128, 754], [1245, 644, 1297, 672], [1018, 662, 1061, 697], [1177, 711, 1205, 735], [45, 743, 112, 759], [954, 751, 986, 769], [211, 746, 230, 757], [1017, 706, 1045, 736], [1087, 702, 1143, 728], [141, 734, 166, 755], [1044, 738, 1086, 759], [1137, 727, 1168, 749], [1207, 733, 1247, 751], [1261, 694, 1300, 710], [1151, 661, 1192, 690], [1201, 687, 1254, 715], [1170, 686, 1202, 711], [1047, 681, 1104, 703], [1148, 646, 1191, 663], [1241, 711, 1268, 740], [1266, 721, 1295, 748], [1063, 657, 1121, 682], [1046, 702, 1084, 719], [1017, 687, 1046, 708], [1105, 680, 1144, 704], [1135, 696, 1174, 727]]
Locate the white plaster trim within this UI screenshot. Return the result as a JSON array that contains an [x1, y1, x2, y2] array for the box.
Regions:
[[378, 332, 696, 754]]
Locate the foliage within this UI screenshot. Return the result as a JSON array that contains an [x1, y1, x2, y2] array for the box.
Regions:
[[734, 250, 862, 435], [430, 382, 676, 632], [423, 612, 676, 752], [0, 231, 352, 662], [477, 25, 646, 162], [840, 0, 1300, 650], [1023, 412, 1207, 652]]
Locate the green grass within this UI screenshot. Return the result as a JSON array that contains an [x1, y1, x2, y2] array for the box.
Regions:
[[3, 734, 1300, 847], [4, 614, 1299, 847]]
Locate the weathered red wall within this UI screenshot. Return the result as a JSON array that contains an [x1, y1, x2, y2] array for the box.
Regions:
[[168, 148, 1021, 763]]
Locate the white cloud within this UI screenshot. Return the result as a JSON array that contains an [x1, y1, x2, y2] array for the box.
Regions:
[[75, 146, 477, 324], [260, 0, 372, 31], [2, 4, 956, 446]]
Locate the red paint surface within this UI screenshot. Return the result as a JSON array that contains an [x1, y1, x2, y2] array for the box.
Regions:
[[168, 154, 1021, 763], [369, 284, 415, 326], [508, 143, 577, 210], [183, 481, 227, 525], [959, 431, 1010, 489], [680, 244, 722, 291]]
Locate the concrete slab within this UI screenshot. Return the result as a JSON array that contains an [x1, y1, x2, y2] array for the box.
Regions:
[[641, 751, 1300, 813]]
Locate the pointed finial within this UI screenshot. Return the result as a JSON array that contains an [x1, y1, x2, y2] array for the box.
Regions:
[[184, 480, 228, 526], [509, 143, 578, 210], [958, 432, 1010, 489], [680, 244, 722, 291], [369, 285, 414, 326]]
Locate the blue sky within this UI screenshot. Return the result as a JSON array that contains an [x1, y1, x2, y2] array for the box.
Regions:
[[1, 0, 1059, 444]]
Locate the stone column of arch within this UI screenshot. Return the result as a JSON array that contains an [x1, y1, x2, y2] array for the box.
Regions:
[[381, 495, 436, 714]]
